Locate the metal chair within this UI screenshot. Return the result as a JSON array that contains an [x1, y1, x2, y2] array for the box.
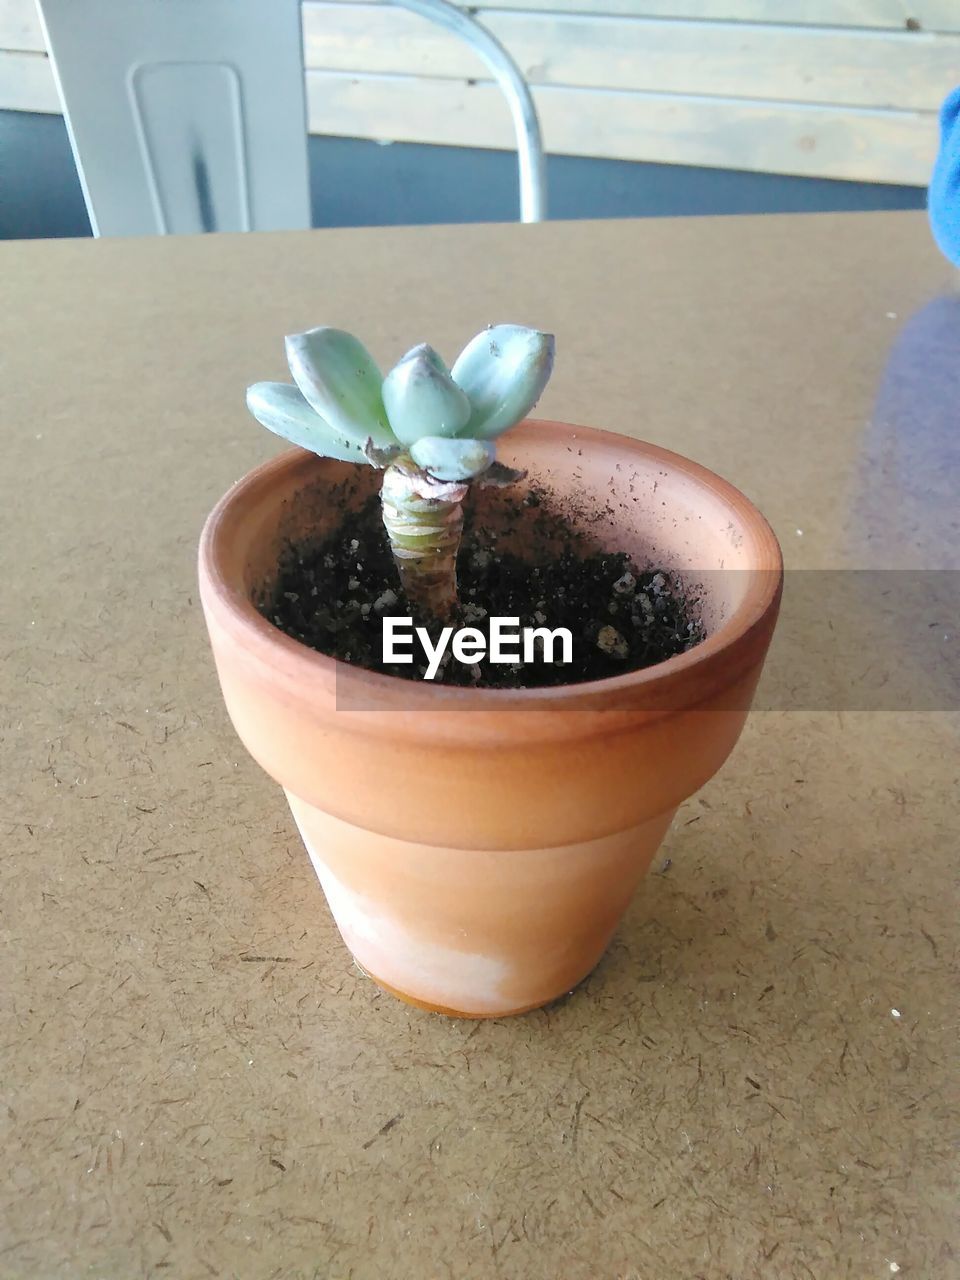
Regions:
[[37, 0, 546, 237]]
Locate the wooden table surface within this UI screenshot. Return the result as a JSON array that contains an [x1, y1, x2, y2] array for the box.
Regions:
[[2, 212, 957, 1279]]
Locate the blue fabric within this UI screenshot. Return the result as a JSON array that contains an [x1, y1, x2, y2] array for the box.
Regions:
[[929, 85, 960, 266]]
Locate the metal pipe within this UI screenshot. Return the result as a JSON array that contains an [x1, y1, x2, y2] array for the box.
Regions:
[[392, 0, 547, 222]]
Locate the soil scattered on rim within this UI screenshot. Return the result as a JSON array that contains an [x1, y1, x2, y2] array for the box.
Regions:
[[260, 487, 704, 688]]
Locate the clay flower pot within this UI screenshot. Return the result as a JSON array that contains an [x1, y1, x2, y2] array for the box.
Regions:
[[198, 420, 782, 1017]]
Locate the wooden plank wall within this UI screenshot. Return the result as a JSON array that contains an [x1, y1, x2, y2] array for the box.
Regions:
[[2, 0, 957, 183]]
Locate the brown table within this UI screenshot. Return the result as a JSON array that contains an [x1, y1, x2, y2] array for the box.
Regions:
[[2, 212, 957, 1278]]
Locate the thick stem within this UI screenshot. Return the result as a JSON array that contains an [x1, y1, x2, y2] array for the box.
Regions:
[[380, 461, 468, 621]]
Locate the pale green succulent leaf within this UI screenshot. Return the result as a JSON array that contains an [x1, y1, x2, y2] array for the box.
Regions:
[[410, 436, 496, 482], [452, 325, 555, 440], [284, 327, 395, 447], [246, 382, 371, 465], [410, 342, 447, 376], [382, 345, 472, 445]]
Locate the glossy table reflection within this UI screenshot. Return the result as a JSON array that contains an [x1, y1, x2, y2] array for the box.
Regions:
[[1, 211, 956, 1277]]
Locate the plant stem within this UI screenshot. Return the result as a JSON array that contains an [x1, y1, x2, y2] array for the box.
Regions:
[[380, 461, 468, 621]]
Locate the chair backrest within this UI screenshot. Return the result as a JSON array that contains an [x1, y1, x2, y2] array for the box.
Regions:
[[37, 0, 546, 236], [37, 0, 311, 236]]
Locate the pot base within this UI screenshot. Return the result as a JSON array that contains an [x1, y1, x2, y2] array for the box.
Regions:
[[361, 966, 563, 1019], [287, 791, 677, 1018]]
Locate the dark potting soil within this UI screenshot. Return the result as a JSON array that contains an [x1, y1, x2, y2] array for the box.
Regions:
[[260, 487, 704, 689]]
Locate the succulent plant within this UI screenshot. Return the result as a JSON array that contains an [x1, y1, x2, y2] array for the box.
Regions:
[[247, 324, 555, 619]]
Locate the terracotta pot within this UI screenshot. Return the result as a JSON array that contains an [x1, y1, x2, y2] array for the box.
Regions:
[[198, 420, 782, 1017]]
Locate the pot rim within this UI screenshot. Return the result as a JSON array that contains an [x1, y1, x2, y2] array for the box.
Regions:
[[198, 419, 783, 713]]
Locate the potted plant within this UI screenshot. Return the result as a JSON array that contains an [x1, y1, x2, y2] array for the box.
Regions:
[[198, 324, 782, 1018]]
